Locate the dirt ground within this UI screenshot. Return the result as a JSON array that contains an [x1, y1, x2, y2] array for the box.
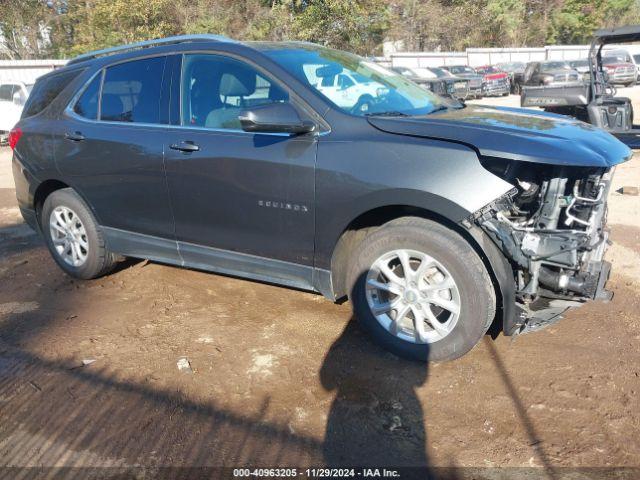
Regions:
[[1, 93, 639, 479]]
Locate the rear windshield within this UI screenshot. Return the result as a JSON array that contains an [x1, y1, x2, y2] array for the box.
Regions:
[[448, 66, 476, 74], [22, 68, 83, 118]]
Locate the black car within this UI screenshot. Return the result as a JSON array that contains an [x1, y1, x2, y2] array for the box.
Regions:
[[390, 66, 450, 97], [427, 67, 470, 100], [496, 62, 526, 93], [392, 66, 469, 100], [440, 65, 483, 98], [10, 35, 631, 362]]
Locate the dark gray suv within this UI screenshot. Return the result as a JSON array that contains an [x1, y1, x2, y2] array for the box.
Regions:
[[10, 35, 631, 362]]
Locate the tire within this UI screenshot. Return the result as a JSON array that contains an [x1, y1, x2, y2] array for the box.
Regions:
[[346, 217, 496, 362], [41, 188, 118, 279]]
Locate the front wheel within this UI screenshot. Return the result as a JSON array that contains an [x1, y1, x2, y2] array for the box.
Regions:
[[347, 217, 496, 362]]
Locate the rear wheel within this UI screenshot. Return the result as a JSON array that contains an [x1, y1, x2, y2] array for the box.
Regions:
[[347, 217, 496, 362], [41, 188, 118, 279]]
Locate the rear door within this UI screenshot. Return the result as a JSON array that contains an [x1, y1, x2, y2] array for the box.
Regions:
[[54, 55, 179, 260]]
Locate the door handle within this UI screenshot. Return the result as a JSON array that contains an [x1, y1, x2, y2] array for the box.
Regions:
[[170, 141, 200, 153], [65, 131, 85, 142]]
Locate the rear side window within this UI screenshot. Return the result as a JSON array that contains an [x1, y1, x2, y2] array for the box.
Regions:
[[73, 73, 101, 120], [22, 69, 82, 118], [100, 57, 166, 123]]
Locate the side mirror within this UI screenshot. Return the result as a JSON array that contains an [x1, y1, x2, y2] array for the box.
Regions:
[[239, 103, 315, 135], [12, 91, 24, 106]]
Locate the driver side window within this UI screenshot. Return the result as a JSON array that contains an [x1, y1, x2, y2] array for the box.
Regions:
[[181, 54, 289, 130]]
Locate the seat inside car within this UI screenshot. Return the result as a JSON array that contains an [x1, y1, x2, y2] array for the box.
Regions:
[[205, 69, 256, 130]]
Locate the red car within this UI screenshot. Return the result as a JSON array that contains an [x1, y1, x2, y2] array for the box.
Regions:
[[602, 55, 636, 86], [474, 65, 510, 96]]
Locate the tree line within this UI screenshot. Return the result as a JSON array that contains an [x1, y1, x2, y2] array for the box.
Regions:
[[1, 0, 640, 60]]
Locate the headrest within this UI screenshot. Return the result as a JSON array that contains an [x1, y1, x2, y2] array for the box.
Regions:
[[219, 70, 256, 97], [101, 94, 125, 120]]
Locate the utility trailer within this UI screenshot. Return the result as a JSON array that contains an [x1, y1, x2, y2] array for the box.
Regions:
[[521, 25, 640, 148]]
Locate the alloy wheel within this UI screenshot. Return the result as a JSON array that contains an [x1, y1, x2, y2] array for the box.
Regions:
[[365, 249, 461, 344], [49, 206, 89, 267]]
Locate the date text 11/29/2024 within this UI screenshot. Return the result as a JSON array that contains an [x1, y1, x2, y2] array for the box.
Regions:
[[233, 468, 402, 478]]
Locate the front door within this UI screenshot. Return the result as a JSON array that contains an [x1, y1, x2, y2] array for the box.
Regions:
[[164, 53, 317, 288]]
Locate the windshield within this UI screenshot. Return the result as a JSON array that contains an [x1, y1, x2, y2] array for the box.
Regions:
[[477, 66, 501, 74], [448, 66, 476, 75], [570, 60, 588, 67], [603, 56, 627, 64], [262, 45, 455, 116], [541, 61, 571, 71], [498, 62, 524, 72], [428, 67, 450, 78], [411, 67, 437, 79]]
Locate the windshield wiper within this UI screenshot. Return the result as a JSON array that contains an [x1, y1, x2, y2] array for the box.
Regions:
[[427, 105, 450, 114], [365, 111, 410, 117]]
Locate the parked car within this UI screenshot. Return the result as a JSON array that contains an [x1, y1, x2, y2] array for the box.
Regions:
[[522, 61, 581, 87], [601, 55, 636, 86], [314, 69, 387, 113], [440, 65, 483, 98], [633, 54, 640, 80], [496, 62, 526, 94], [390, 66, 451, 97], [393, 66, 470, 100], [0, 81, 32, 143], [521, 26, 640, 148], [427, 67, 470, 100], [10, 35, 630, 362], [474, 65, 510, 96], [568, 59, 591, 82]]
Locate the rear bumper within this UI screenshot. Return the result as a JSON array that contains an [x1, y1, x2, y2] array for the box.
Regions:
[[19, 206, 39, 232]]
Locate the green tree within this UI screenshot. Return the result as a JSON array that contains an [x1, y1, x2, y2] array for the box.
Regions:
[[292, 0, 390, 55], [54, 0, 180, 56], [0, 0, 57, 59]]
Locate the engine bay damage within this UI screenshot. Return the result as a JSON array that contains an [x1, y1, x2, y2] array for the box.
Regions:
[[474, 158, 615, 334]]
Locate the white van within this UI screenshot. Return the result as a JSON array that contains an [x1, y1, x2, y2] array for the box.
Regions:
[[0, 81, 33, 142]]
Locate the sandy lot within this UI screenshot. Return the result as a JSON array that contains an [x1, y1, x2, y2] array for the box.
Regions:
[[0, 95, 639, 478]]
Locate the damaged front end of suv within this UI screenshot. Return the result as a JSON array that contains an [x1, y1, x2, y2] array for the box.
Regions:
[[476, 159, 619, 334]]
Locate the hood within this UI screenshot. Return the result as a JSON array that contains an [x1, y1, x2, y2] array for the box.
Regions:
[[367, 105, 631, 168], [604, 62, 634, 69], [483, 72, 508, 81], [411, 77, 442, 84], [454, 72, 482, 80]]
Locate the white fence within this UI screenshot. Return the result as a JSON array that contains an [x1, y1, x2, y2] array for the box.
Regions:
[[0, 59, 67, 84], [389, 44, 640, 68]]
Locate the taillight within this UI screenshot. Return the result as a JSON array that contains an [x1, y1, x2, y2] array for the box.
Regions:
[[8, 127, 22, 150]]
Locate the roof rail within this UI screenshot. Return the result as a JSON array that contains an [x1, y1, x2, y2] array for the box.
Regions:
[[67, 34, 234, 66]]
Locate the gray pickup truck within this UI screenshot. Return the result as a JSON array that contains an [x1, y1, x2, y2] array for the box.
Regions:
[[521, 25, 640, 148]]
